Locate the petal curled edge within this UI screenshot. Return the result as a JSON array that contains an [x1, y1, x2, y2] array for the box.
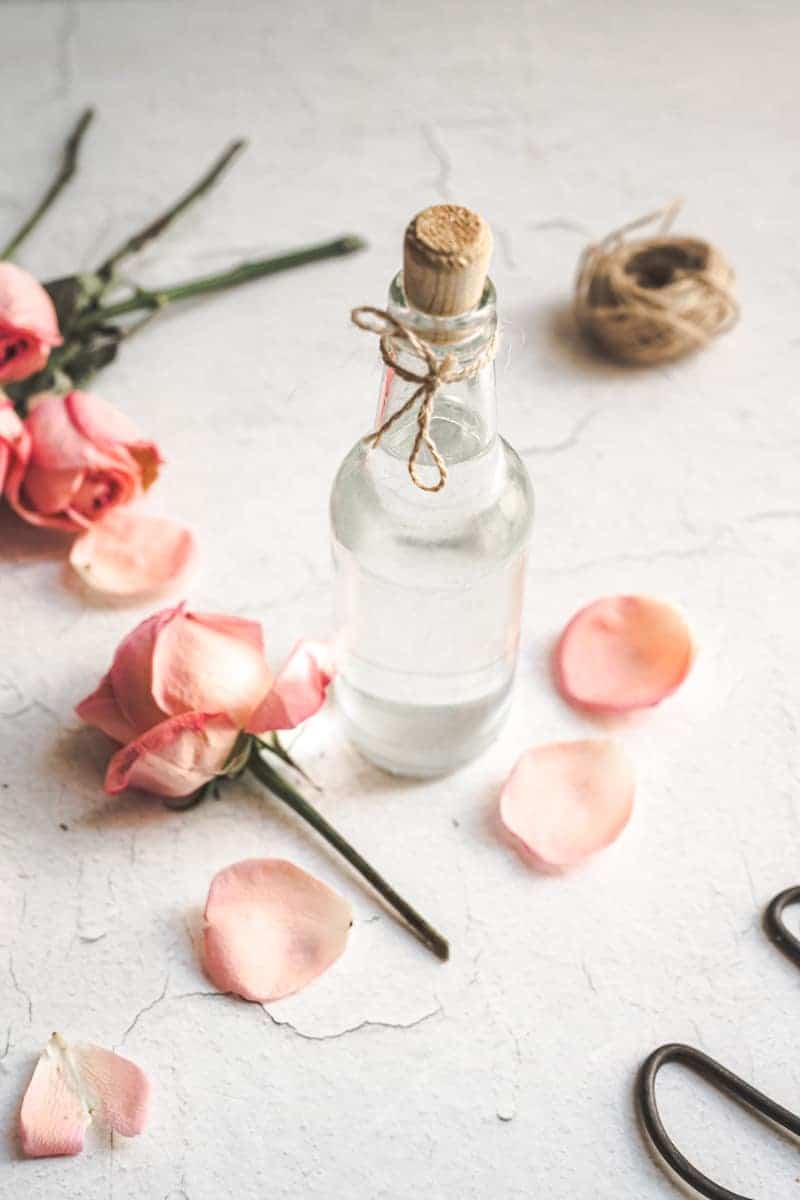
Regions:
[[109, 605, 183, 736], [203, 858, 352, 1002], [105, 712, 238, 799], [69, 510, 196, 598], [554, 595, 694, 713], [247, 641, 334, 732], [75, 671, 138, 745], [499, 738, 635, 871]]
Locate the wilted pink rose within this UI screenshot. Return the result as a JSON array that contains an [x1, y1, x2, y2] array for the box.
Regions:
[[0, 395, 28, 492], [0, 262, 62, 382], [76, 602, 333, 799], [5, 390, 162, 531]]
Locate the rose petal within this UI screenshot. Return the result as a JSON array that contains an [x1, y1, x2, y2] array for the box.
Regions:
[[247, 641, 334, 733], [0, 263, 62, 345], [203, 858, 352, 1001], [554, 595, 694, 713], [18, 464, 83, 515], [499, 738, 635, 870], [25, 393, 130, 471], [110, 606, 181, 736], [18, 1033, 149, 1158], [69, 510, 196, 598], [73, 1045, 150, 1138], [152, 611, 272, 728], [75, 670, 138, 744], [105, 712, 238, 799], [66, 390, 145, 450], [19, 1034, 90, 1158]]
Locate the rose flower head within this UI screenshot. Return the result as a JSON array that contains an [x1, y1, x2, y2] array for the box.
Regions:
[[76, 603, 333, 799], [5, 389, 162, 531], [0, 263, 62, 383]]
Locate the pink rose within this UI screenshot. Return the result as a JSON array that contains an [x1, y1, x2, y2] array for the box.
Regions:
[[0, 396, 27, 492], [76, 603, 333, 799], [0, 262, 62, 382], [5, 389, 162, 531]]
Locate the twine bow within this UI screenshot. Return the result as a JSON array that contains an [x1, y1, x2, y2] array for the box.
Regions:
[[351, 306, 497, 493]]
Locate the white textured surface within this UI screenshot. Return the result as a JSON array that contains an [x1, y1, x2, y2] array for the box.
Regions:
[[2, 1, 800, 1196]]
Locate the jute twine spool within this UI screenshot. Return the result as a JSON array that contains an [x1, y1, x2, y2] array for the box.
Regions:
[[574, 200, 738, 365]]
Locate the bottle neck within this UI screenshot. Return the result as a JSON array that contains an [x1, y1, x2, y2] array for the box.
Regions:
[[373, 272, 499, 476]]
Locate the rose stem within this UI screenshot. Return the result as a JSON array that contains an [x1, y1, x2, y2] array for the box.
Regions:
[[74, 235, 367, 330], [95, 140, 247, 283], [246, 743, 450, 963], [0, 108, 95, 261]]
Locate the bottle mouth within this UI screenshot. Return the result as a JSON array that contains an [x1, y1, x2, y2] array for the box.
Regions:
[[388, 271, 497, 351]]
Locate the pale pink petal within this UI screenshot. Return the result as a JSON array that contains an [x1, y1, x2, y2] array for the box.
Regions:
[[0, 263, 61, 344], [247, 641, 333, 732], [203, 858, 352, 1002], [69, 510, 196, 598], [18, 1033, 149, 1158], [105, 712, 238, 799], [555, 595, 694, 713], [109, 606, 182, 735], [19, 1034, 89, 1158], [73, 1045, 150, 1138], [75, 671, 138, 744], [499, 739, 635, 870], [152, 611, 273, 728], [189, 612, 266, 655]]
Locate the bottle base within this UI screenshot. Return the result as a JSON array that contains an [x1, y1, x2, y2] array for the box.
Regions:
[[335, 677, 513, 778]]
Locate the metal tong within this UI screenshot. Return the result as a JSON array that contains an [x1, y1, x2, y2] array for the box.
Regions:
[[636, 886, 800, 1200]]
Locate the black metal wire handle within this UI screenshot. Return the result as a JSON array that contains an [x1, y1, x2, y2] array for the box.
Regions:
[[636, 1042, 800, 1200], [764, 885, 800, 968]]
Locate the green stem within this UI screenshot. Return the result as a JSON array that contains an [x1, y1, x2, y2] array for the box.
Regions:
[[1, 108, 95, 260], [74, 235, 366, 330], [96, 139, 246, 281], [247, 745, 449, 962]]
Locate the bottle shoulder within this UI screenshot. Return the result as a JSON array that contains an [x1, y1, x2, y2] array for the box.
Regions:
[[330, 436, 534, 568]]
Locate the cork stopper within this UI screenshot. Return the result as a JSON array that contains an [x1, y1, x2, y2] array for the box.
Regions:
[[403, 204, 493, 316]]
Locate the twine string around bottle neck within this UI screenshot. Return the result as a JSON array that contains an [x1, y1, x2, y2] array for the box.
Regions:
[[351, 305, 497, 493]]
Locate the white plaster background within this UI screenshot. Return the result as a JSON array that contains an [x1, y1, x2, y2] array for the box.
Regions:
[[1, 1, 799, 1196]]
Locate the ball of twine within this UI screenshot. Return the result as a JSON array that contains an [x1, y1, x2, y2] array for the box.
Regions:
[[574, 200, 738, 365]]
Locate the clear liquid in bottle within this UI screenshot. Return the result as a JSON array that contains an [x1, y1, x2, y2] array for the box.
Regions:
[[330, 208, 534, 776]]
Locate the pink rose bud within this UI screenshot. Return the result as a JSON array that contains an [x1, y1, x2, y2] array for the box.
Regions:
[[0, 395, 27, 492], [76, 603, 334, 800], [4, 389, 162, 531], [0, 262, 62, 382]]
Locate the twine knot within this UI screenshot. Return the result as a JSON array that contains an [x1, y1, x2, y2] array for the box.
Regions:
[[351, 305, 496, 492]]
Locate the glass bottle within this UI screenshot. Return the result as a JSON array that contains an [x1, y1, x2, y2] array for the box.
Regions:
[[330, 205, 534, 776]]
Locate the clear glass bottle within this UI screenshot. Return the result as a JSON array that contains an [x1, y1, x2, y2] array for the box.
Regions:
[[330, 256, 534, 777]]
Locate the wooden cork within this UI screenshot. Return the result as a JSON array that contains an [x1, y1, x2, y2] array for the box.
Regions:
[[403, 204, 493, 316]]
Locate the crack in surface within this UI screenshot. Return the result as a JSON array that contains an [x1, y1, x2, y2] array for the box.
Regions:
[[529, 536, 727, 577], [518, 409, 599, 456], [260, 1002, 443, 1041], [527, 216, 591, 236], [421, 124, 453, 200], [8, 953, 32, 1023], [118, 975, 170, 1044]]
